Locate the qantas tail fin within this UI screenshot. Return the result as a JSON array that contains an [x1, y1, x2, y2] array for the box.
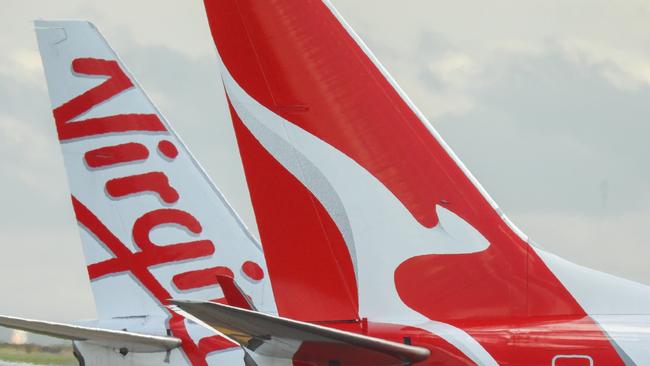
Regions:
[[204, 0, 587, 324], [34, 20, 275, 323]]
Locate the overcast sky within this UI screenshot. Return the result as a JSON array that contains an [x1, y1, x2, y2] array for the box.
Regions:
[[1, 0, 649, 341]]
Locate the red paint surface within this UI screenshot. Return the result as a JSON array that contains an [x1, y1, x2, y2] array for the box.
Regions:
[[204, 1, 627, 364], [463, 316, 624, 366], [241, 261, 264, 281], [289, 320, 474, 366], [173, 266, 234, 291], [106, 172, 179, 204], [231, 102, 359, 322], [85, 207, 215, 281], [53, 58, 166, 141], [84, 142, 149, 168], [216, 274, 255, 310], [365, 322, 474, 366], [197, 335, 237, 357], [158, 140, 179, 159]]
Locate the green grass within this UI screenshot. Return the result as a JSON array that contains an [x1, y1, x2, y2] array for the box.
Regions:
[[0, 344, 77, 365]]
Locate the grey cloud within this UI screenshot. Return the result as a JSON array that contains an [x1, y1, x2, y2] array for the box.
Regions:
[[0, 71, 70, 230], [356, 28, 650, 219], [434, 45, 650, 216]]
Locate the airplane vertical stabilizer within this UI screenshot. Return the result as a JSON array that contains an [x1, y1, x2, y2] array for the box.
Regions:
[[35, 19, 275, 365], [203, 1, 634, 364]]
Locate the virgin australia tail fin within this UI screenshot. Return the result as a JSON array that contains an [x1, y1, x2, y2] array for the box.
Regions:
[[35, 19, 274, 325], [203, 0, 588, 325]]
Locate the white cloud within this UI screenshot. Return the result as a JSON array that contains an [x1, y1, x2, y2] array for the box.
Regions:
[[10, 49, 43, 78], [427, 52, 479, 89], [560, 39, 650, 91], [0, 49, 45, 87]]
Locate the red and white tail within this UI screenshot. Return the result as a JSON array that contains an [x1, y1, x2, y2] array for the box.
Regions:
[[204, 0, 594, 325], [35, 20, 274, 322]]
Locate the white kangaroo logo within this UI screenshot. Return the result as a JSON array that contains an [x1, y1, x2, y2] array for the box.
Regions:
[[222, 65, 489, 321], [221, 62, 498, 365]]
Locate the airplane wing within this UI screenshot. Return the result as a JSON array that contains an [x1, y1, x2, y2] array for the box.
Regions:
[[0, 315, 180, 353], [170, 300, 430, 366]]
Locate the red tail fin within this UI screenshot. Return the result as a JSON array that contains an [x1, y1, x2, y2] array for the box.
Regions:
[[204, 0, 584, 325]]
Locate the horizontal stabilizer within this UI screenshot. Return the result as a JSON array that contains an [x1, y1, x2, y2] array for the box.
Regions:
[[170, 300, 430, 365], [0, 315, 181, 353]]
